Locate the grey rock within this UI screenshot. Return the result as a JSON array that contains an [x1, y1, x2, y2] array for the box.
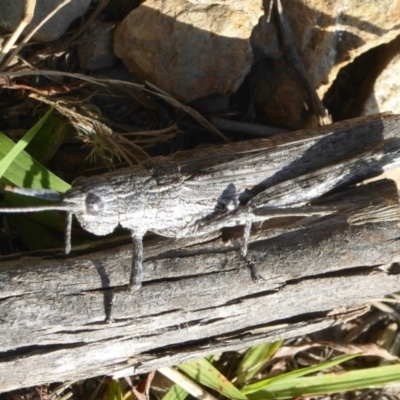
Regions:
[[78, 21, 117, 70], [0, 0, 92, 42]]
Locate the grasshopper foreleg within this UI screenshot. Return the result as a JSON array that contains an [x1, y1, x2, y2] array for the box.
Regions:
[[240, 219, 265, 283], [105, 232, 144, 323], [129, 232, 144, 292]]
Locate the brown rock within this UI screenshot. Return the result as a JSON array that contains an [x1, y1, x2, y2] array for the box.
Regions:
[[253, 59, 311, 130], [281, 0, 400, 97], [361, 37, 400, 115], [114, 0, 263, 102]]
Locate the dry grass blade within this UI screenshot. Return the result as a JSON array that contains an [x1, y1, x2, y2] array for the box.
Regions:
[[272, 342, 399, 362], [0, 0, 72, 71], [29, 92, 149, 165], [1, 69, 226, 163], [158, 367, 219, 400], [120, 124, 179, 137], [211, 117, 287, 137], [370, 300, 400, 322], [272, 0, 331, 125], [0, 70, 227, 142], [66, 0, 109, 45], [144, 80, 230, 143], [112, 133, 150, 161], [119, 125, 179, 147], [0, 69, 114, 87], [0, 0, 36, 66]]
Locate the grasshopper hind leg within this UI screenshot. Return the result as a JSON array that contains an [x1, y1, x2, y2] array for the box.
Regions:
[[104, 232, 144, 323]]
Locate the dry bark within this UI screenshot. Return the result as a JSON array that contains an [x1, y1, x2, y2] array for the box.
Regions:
[[0, 179, 399, 391]]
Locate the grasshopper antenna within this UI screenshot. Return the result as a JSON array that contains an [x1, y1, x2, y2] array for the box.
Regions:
[[0, 186, 74, 254], [4, 185, 62, 202], [0, 203, 74, 255], [0, 203, 73, 212]]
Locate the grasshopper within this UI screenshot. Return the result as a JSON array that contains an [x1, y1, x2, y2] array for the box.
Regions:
[[1, 113, 400, 321]]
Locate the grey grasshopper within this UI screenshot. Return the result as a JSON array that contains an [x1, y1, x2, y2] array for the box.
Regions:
[[2, 113, 400, 319]]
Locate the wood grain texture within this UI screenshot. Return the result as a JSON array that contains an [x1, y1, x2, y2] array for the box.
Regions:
[[0, 179, 400, 391]]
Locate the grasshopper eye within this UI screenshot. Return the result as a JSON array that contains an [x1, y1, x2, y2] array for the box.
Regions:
[[85, 193, 104, 214]]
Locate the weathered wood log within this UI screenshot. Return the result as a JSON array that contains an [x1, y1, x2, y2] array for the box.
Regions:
[[0, 179, 400, 391]]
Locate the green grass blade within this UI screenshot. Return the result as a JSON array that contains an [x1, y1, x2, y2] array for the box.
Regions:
[[106, 379, 123, 400], [0, 132, 70, 192], [0, 105, 56, 179], [25, 115, 70, 164], [236, 340, 284, 386], [0, 109, 70, 251], [162, 356, 216, 400], [245, 363, 400, 400], [161, 384, 189, 400], [242, 353, 360, 395], [178, 358, 248, 400]]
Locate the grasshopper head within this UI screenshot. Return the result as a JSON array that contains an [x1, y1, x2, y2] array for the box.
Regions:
[[63, 176, 119, 236]]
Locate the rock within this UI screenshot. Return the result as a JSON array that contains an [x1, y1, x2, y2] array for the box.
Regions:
[[251, 17, 282, 61], [361, 37, 400, 115], [78, 21, 117, 70], [114, 0, 263, 102], [253, 59, 312, 130], [250, 19, 313, 129], [280, 0, 400, 97], [0, 0, 91, 42], [104, 0, 141, 21]]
